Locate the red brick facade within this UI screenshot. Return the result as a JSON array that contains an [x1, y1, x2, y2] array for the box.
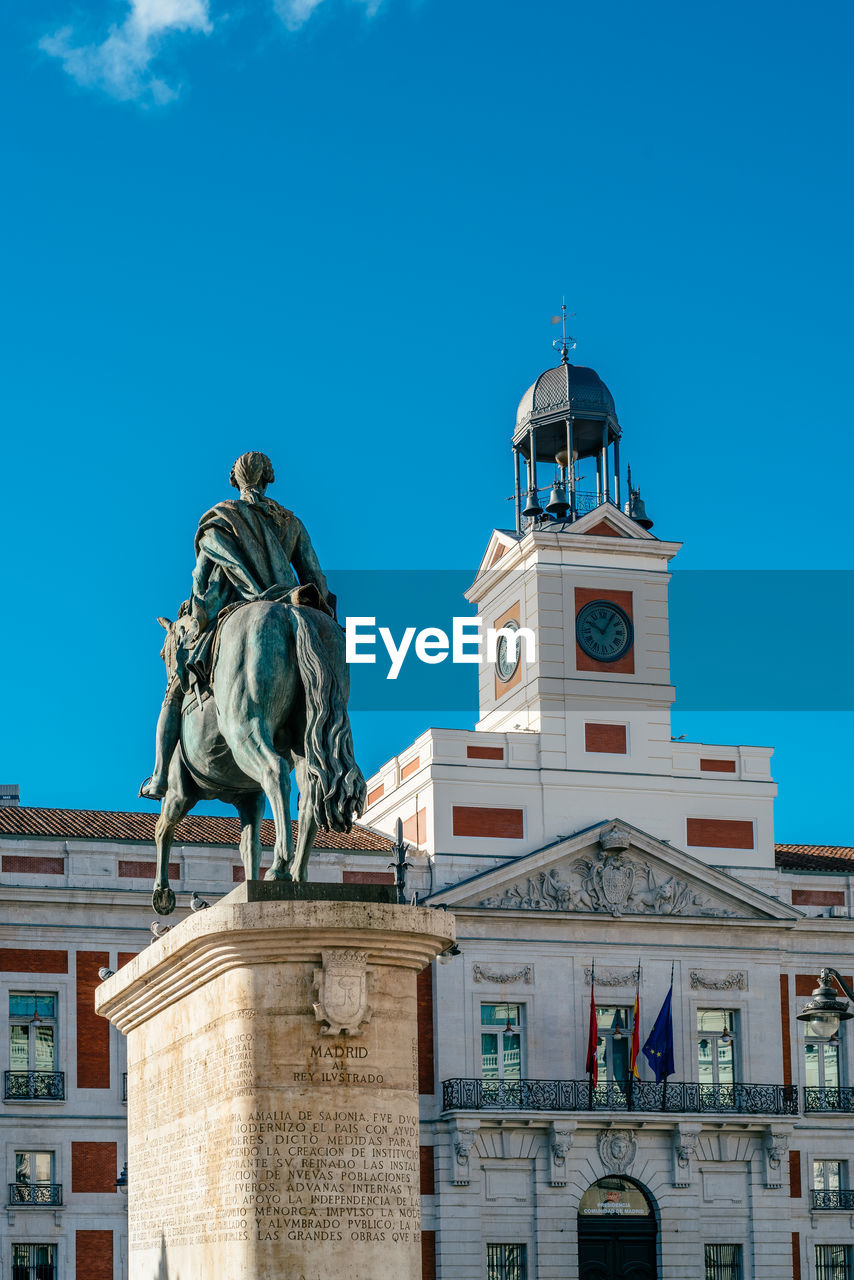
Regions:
[[421, 1230, 436, 1280], [400, 757, 420, 780], [584, 723, 628, 754], [72, 1142, 118, 1193], [466, 745, 504, 761], [2, 854, 65, 875], [452, 806, 524, 839], [791, 888, 845, 907], [76, 1230, 113, 1280], [342, 871, 395, 885], [367, 784, 385, 805], [419, 1144, 435, 1195], [76, 951, 111, 1089], [417, 965, 434, 1095], [686, 818, 754, 849], [403, 809, 427, 846], [0, 947, 68, 973], [789, 1149, 801, 1198], [118, 859, 179, 879], [699, 758, 737, 773], [796, 973, 852, 997]]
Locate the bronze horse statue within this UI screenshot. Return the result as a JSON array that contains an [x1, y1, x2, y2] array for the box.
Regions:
[[151, 598, 365, 914]]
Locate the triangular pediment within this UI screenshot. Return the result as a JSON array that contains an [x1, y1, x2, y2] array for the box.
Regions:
[[426, 820, 800, 921], [476, 529, 520, 577], [568, 504, 656, 540]]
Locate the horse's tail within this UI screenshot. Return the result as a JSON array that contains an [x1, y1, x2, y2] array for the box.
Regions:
[[288, 607, 366, 832]]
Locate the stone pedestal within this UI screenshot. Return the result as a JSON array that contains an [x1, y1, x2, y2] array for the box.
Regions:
[[96, 889, 454, 1280]]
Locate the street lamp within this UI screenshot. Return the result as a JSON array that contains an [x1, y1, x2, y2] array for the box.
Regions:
[[796, 968, 854, 1040], [115, 1162, 128, 1194]]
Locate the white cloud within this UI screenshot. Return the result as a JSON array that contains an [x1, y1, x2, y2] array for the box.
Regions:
[[40, 0, 212, 105], [274, 0, 383, 32]]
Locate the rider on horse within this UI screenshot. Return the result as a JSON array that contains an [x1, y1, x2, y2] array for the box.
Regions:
[[140, 450, 336, 801]]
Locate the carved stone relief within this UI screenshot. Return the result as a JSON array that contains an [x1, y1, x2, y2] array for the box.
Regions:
[[597, 1129, 637, 1175], [479, 852, 737, 918], [584, 967, 638, 988], [450, 1121, 480, 1187], [689, 970, 748, 991], [764, 1127, 791, 1189], [672, 1123, 702, 1188], [312, 949, 372, 1036], [472, 964, 533, 985], [548, 1121, 577, 1187]]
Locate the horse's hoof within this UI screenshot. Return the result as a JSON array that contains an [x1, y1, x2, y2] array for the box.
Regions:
[[152, 886, 176, 915], [264, 866, 291, 882]]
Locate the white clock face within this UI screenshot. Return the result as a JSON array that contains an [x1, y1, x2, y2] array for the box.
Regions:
[[495, 620, 521, 682], [576, 600, 633, 663]]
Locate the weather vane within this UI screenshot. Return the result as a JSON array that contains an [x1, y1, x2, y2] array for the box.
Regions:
[[551, 299, 576, 363]]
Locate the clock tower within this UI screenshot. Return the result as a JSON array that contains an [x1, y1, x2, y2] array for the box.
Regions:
[[470, 347, 682, 781], [362, 338, 776, 873]]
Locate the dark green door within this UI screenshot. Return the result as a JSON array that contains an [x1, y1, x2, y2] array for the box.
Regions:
[[577, 1177, 658, 1280]]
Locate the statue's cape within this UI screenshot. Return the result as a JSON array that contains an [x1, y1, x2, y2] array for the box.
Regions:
[[192, 497, 303, 604], [182, 497, 320, 684]]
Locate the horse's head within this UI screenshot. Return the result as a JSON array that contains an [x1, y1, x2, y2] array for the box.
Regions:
[[157, 603, 195, 683]]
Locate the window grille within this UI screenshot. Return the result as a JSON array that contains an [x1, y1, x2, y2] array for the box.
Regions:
[[11, 1243, 57, 1280], [816, 1245, 851, 1280], [487, 1243, 526, 1280], [704, 1243, 743, 1280]]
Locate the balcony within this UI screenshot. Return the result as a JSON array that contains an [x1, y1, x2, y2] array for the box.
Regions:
[[442, 1078, 798, 1116], [811, 1190, 854, 1210], [8, 1182, 63, 1207], [4, 1071, 65, 1101], [804, 1087, 854, 1113]]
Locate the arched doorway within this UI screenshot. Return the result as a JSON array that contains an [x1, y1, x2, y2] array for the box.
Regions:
[[577, 1177, 658, 1280]]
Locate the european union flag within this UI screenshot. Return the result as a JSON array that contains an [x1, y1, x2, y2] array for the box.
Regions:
[[642, 982, 675, 1083]]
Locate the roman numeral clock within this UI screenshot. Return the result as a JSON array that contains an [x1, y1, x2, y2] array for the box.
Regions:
[[575, 599, 634, 664]]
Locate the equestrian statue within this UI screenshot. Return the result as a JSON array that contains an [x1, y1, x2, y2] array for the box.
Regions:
[[140, 451, 365, 914]]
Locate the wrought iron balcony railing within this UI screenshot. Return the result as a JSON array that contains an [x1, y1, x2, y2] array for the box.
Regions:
[[9, 1182, 63, 1207], [811, 1189, 854, 1210], [442, 1078, 798, 1116], [804, 1087, 854, 1113], [4, 1071, 65, 1101]]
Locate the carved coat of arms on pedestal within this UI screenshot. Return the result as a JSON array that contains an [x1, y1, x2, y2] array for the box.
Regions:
[[313, 949, 372, 1036]]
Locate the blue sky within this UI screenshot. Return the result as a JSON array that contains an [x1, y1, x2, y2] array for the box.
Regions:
[[2, 0, 852, 843]]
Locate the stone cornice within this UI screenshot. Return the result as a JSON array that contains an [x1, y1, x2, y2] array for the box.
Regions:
[[95, 898, 454, 1035]]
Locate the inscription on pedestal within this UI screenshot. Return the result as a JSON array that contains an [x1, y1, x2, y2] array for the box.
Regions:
[[128, 1018, 420, 1253]]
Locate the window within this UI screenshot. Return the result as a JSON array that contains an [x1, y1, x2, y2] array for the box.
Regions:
[[11, 1244, 56, 1280], [595, 1006, 633, 1083], [487, 1244, 526, 1280], [815, 1161, 845, 1193], [9, 994, 57, 1072], [816, 1245, 851, 1280], [704, 1243, 743, 1280], [697, 1009, 736, 1086], [805, 1037, 840, 1090], [13, 1152, 57, 1205], [481, 1006, 522, 1082]]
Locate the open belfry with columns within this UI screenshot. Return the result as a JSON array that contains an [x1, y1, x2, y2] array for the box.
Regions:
[[2, 343, 854, 1280]]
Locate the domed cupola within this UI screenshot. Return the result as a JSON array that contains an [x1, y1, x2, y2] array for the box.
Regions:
[[510, 307, 636, 531]]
